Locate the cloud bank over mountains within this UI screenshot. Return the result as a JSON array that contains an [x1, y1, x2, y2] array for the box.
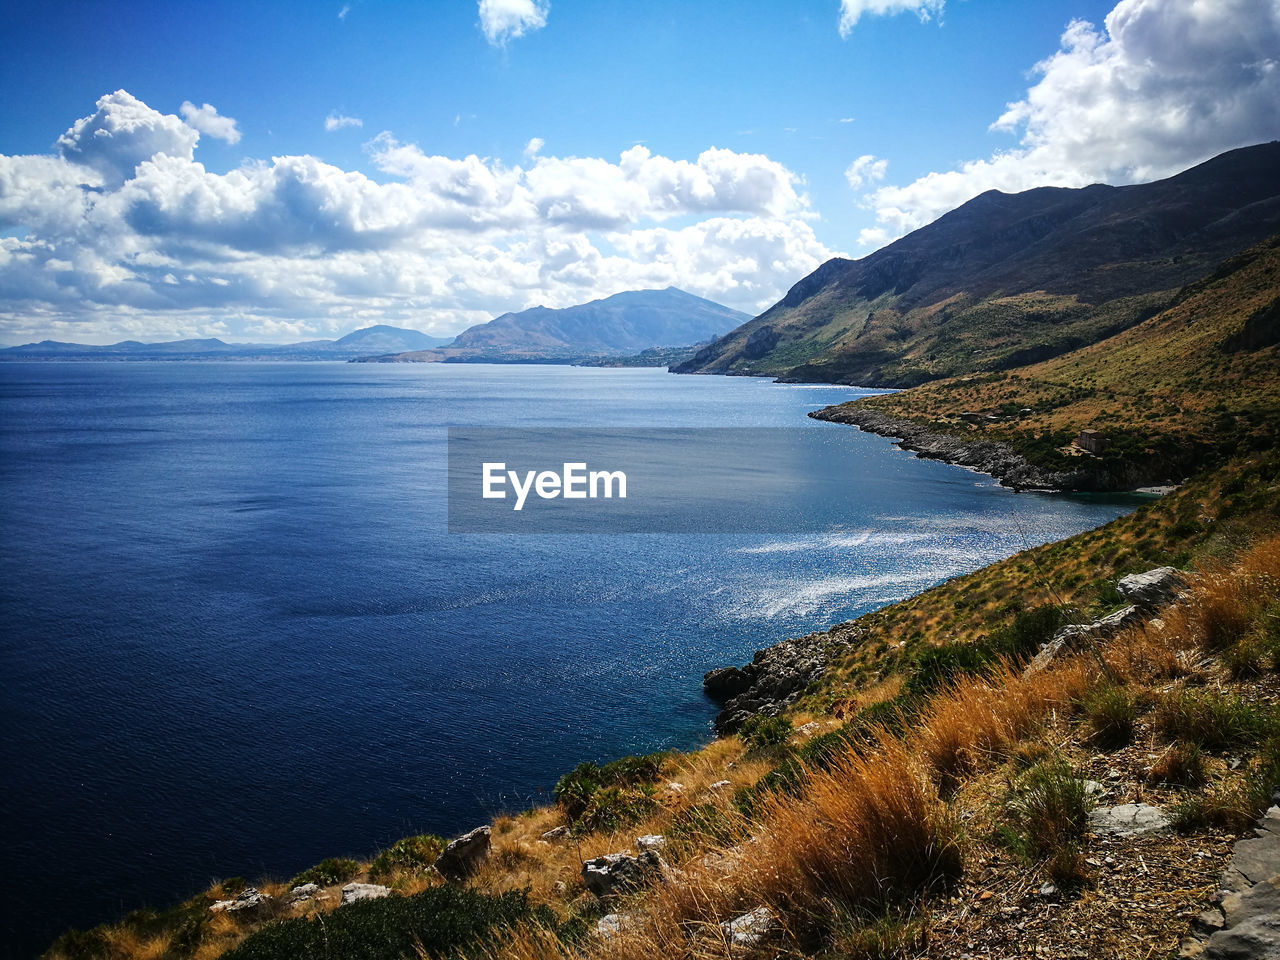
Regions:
[[2, 0, 1275, 345], [854, 0, 1280, 245], [0, 91, 834, 343]]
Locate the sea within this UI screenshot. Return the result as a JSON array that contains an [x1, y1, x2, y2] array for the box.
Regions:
[[0, 362, 1140, 955]]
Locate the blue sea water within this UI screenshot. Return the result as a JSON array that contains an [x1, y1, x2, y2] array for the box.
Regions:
[[0, 362, 1137, 955]]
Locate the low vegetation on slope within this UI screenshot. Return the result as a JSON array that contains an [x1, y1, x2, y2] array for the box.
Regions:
[[814, 233, 1280, 490]]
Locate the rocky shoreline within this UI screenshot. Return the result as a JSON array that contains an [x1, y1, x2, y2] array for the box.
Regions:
[[703, 622, 864, 734], [807, 404, 1088, 491]]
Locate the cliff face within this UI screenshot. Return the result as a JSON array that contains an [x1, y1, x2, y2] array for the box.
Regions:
[[673, 142, 1280, 386]]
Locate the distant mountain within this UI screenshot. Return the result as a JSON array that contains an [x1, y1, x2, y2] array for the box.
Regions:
[[0, 325, 452, 360], [673, 141, 1280, 386], [363, 288, 750, 363]]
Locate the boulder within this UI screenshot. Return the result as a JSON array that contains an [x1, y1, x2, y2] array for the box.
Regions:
[[721, 906, 778, 947], [434, 825, 491, 881], [1089, 803, 1171, 836], [540, 825, 570, 842], [635, 834, 666, 854], [1117, 567, 1185, 610], [340, 882, 390, 905], [1025, 606, 1141, 675], [709, 779, 731, 791], [1225, 805, 1280, 892], [703, 666, 752, 701], [581, 850, 664, 899], [594, 913, 637, 938], [210, 886, 270, 914], [285, 882, 323, 906]]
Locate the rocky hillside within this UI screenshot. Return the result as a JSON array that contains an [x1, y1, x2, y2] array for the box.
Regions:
[[673, 141, 1280, 386], [811, 233, 1280, 491]]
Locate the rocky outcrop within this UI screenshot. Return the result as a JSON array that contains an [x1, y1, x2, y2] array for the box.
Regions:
[[702, 666, 752, 701], [434, 825, 491, 881], [582, 850, 665, 899], [285, 883, 325, 907], [704, 624, 862, 734], [595, 912, 638, 938], [209, 887, 271, 914], [1182, 802, 1280, 958], [635, 835, 667, 854], [340, 882, 390, 905], [1117, 567, 1187, 610], [1089, 803, 1171, 836], [721, 907, 779, 947], [1026, 566, 1186, 675], [809, 406, 1086, 491]]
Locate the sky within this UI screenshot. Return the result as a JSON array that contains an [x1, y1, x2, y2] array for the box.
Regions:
[[0, 0, 1277, 345]]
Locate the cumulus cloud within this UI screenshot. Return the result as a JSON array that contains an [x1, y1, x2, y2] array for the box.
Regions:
[[56, 90, 198, 186], [838, 0, 944, 37], [325, 112, 363, 131], [523, 137, 544, 158], [0, 90, 836, 343], [179, 101, 241, 144], [477, 0, 548, 46], [856, 0, 1280, 241], [844, 154, 887, 189]]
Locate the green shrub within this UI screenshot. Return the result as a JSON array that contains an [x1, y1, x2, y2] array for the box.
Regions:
[[222, 886, 556, 960], [903, 642, 992, 696], [1082, 685, 1138, 747], [738, 714, 793, 749], [369, 834, 446, 880], [553, 751, 669, 822], [290, 857, 360, 887], [1155, 689, 1265, 750], [995, 759, 1091, 885], [830, 905, 928, 959], [574, 784, 658, 836], [1224, 635, 1268, 679], [988, 604, 1067, 659]]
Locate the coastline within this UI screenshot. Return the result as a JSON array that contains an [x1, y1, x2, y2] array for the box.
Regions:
[[808, 403, 1090, 492]]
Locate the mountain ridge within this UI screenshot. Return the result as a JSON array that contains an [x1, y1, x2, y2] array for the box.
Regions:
[[0, 325, 452, 360], [360, 287, 750, 363], [673, 141, 1280, 386]]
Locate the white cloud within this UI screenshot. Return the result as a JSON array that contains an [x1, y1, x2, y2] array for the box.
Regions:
[[838, 0, 944, 37], [57, 90, 198, 186], [854, 0, 1280, 244], [325, 112, 364, 132], [179, 101, 241, 144], [523, 137, 544, 158], [844, 154, 887, 189], [338, 4, 350, 19], [477, 0, 548, 46], [0, 90, 837, 344]]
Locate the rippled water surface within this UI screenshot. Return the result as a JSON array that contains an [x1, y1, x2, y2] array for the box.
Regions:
[[0, 362, 1137, 953]]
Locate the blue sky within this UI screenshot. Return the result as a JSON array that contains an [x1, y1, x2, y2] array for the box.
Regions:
[[0, 0, 1276, 344]]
